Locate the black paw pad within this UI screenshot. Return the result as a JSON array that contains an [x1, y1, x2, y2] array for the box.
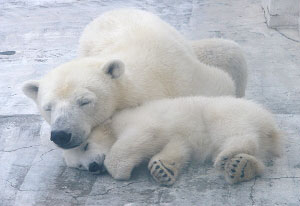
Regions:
[[159, 160, 174, 176]]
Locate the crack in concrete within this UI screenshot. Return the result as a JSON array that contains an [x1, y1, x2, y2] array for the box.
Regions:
[[262, 6, 299, 43], [248, 176, 300, 205], [61, 181, 145, 206], [273, 28, 300, 43], [0, 114, 41, 119], [249, 178, 256, 206], [262, 5, 268, 25], [31, 148, 58, 166], [39, 149, 56, 160], [4, 178, 46, 192], [11, 164, 30, 168], [262, 176, 300, 180], [0, 145, 40, 152], [266, 6, 279, 17], [88, 181, 146, 197], [65, 190, 82, 206], [37, 148, 57, 162]]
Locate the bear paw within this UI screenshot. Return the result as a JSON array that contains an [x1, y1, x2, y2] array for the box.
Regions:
[[148, 159, 178, 186], [214, 155, 232, 171], [224, 153, 264, 184], [214, 150, 247, 171]]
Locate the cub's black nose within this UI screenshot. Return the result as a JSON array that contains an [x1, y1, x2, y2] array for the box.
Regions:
[[89, 162, 102, 173], [50, 130, 72, 147]]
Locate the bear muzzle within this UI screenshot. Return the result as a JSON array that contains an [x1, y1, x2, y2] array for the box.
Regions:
[[50, 130, 73, 148]]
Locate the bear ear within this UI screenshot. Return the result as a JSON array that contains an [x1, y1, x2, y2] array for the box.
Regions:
[[103, 60, 125, 79], [22, 80, 40, 101]]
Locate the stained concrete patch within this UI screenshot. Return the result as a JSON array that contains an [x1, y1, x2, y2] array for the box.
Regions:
[[0, 0, 300, 205], [0, 51, 16, 55]]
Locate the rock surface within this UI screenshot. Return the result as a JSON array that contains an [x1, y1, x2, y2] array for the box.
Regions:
[[1, 0, 300, 205]]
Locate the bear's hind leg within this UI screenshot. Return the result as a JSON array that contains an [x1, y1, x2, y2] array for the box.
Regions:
[[214, 135, 264, 184], [148, 139, 192, 186]]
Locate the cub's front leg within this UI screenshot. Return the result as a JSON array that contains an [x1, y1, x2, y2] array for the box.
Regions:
[[104, 130, 167, 180]]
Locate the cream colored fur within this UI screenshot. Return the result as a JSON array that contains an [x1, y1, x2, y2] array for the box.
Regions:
[[110, 96, 281, 184], [23, 9, 238, 134], [22, 9, 250, 180], [191, 39, 247, 97], [75, 96, 281, 185], [79, 10, 247, 98]]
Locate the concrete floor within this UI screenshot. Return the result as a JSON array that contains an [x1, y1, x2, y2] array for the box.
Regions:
[[1, 0, 300, 205]]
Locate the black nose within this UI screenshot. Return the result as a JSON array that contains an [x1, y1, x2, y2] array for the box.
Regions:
[[88, 162, 101, 173], [50, 130, 72, 147], [88, 162, 106, 174]]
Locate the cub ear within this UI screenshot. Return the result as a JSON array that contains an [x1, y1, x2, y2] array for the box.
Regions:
[[103, 60, 125, 79], [22, 80, 40, 101]]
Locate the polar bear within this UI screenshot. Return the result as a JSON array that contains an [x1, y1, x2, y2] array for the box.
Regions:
[[79, 10, 247, 98], [191, 39, 247, 97], [22, 9, 247, 170], [66, 96, 281, 185]]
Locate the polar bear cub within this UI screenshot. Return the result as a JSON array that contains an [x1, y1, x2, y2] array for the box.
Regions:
[[103, 96, 281, 185]]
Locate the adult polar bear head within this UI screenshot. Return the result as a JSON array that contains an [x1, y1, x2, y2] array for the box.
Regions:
[[23, 58, 125, 149]]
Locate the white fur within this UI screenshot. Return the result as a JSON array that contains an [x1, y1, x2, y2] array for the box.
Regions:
[[22, 9, 250, 178], [79, 10, 247, 98], [63, 123, 115, 171], [102, 96, 281, 184], [191, 39, 247, 97], [22, 9, 240, 147]]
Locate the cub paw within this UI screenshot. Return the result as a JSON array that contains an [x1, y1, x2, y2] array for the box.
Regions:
[[214, 149, 245, 171], [214, 155, 232, 171], [148, 159, 178, 186], [224, 153, 264, 184]]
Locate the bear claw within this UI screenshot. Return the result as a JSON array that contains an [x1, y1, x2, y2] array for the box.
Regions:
[[148, 159, 177, 186], [224, 153, 260, 184]]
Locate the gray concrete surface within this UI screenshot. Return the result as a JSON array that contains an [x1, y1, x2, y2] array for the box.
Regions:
[[262, 0, 300, 42], [1, 0, 300, 205]]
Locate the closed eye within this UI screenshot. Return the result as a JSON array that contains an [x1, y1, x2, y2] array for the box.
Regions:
[[43, 104, 52, 112], [77, 99, 92, 107]]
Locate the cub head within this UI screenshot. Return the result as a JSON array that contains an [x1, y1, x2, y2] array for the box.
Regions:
[[22, 58, 125, 149]]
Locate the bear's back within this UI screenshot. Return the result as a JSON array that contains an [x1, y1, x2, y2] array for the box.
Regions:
[[79, 9, 195, 60]]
